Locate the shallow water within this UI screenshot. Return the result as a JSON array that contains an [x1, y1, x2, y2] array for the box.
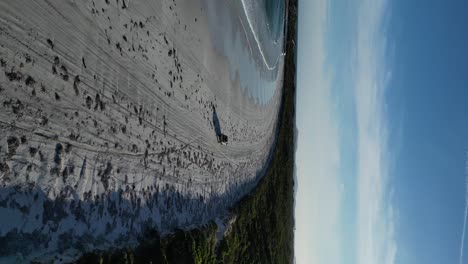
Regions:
[[204, 0, 285, 104]]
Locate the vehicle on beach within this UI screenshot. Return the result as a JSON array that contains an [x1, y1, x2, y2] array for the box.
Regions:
[[217, 133, 228, 145]]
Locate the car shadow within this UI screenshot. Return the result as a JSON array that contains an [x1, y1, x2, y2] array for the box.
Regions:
[[212, 105, 222, 141]]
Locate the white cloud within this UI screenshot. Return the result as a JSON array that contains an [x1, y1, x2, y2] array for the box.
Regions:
[[295, 0, 396, 263], [353, 0, 397, 263], [295, 0, 342, 263], [459, 176, 468, 264]]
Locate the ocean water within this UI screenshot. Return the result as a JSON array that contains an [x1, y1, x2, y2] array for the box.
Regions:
[[204, 0, 286, 104]]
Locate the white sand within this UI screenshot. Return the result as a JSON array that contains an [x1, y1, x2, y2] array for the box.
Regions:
[[0, 0, 283, 262]]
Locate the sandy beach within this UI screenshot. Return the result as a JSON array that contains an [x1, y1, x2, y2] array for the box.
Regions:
[[0, 0, 283, 262]]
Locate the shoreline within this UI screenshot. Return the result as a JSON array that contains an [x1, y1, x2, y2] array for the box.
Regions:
[[203, 0, 283, 103]]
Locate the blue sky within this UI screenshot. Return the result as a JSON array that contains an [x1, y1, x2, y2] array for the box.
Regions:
[[295, 0, 468, 263]]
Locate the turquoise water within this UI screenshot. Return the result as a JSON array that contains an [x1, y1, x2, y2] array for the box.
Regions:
[[204, 0, 286, 104], [265, 0, 286, 43]]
